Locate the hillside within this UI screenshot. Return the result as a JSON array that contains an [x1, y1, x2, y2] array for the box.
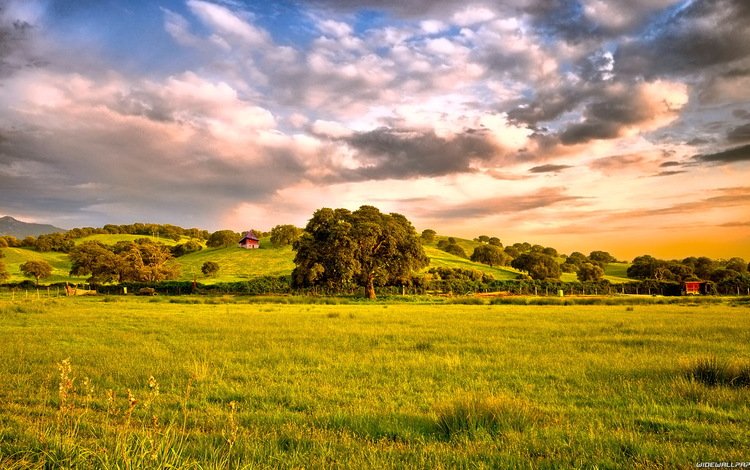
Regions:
[[74, 234, 183, 246], [1, 232, 635, 286], [175, 238, 295, 283], [0, 216, 66, 238], [422, 246, 521, 280], [1, 247, 80, 285]]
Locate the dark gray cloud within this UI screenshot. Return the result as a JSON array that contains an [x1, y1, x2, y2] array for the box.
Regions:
[[558, 87, 654, 145], [727, 123, 750, 143], [614, 0, 750, 79], [0, 5, 35, 77], [693, 144, 750, 165], [651, 170, 686, 177], [340, 127, 500, 180], [659, 161, 681, 168], [686, 137, 712, 146], [507, 86, 592, 127], [528, 164, 572, 173]]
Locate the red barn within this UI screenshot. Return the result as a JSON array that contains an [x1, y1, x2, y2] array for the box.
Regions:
[[683, 281, 702, 295], [238, 231, 260, 249]]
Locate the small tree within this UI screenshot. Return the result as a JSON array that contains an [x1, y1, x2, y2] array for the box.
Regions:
[[589, 250, 616, 265], [270, 225, 302, 246], [511, 253, 561, 280], [577, 262, 604, 282], [20, 260, 53, 286], [470, 244, 507, 267], [0, 252, 9, 282], [206, 230, 241, 248], [488, 237, 502, 247], [201, 261, 220, 277], [420, 229, 437, 244], [444, 243, 467, 258]]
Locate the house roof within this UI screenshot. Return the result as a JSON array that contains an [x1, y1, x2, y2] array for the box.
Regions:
[[239, 231, 259, 242]]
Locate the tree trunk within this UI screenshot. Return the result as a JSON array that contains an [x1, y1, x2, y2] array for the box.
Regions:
[[366, 276, 376, 300]]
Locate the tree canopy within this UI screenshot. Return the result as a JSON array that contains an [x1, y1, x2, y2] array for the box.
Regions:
[[470, 244, 509, 268], [270, 225, 303, 246], [201, 261, 220, 277], [20, 260, 53, 286], [69, 239, 179, 283], [577, 262, 604, 282], [206, 230, 242, 248], [510, 253, 561, 280], [0, 250, 8, 282], [420, 229, 437, 244], [292, 206, 429, 299]]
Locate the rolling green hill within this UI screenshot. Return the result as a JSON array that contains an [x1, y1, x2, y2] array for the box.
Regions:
[[1, 247, 81, 284], [1, 233, 634, 286], [175, 238, 295, 283], [74, 234, 184, 246], [604, 263, 631, 282], [423, 246, 521, 280]]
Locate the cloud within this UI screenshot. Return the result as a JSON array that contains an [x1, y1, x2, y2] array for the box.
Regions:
[[693, 144, 750, 165], [339, 127, 500, 180], [611, 187, 750, 220], [589, 154, 647, 175], [528, 164, 573, 174], [415, 187, 582, 219], [559, 80, 687, 145], [0, 2, 40, 77], [614, 0, 750, 92], [727, 123, 750, 143], [0, 69, 312, 227], [187, 0, 269, 46], [651, 170, 686, 177]]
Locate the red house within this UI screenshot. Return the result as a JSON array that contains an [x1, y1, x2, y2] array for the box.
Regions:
[[238, 231, 260, 249], [683, 281, 702, 295]]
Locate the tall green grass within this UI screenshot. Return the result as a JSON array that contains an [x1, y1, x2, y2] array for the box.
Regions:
[[0, 298, 748, 468]]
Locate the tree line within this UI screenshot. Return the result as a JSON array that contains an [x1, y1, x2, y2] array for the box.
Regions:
[[1, 206, 749, 297]]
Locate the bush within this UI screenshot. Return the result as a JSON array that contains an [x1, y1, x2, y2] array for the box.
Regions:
[[434, 395, 539, 438], [685, 356, 750, 388]]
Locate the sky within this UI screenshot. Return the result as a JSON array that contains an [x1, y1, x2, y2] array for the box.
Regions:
[[0, 0, 749, 261]]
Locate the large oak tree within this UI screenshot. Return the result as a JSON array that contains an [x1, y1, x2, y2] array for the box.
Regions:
[[292, 206, 429, 299]]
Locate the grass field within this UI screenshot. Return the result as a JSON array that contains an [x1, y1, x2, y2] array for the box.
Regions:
[[1, 296, 748, 468], [175, 239, 295, 284], [604, 263, 632, 283], [3, 236, 569, 285], [73, 234, 185, 246], [422, 246, 520, 280], [1, 247, 80, 284]]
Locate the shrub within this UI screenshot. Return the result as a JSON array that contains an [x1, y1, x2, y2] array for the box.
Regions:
[[684, 356, 750, 388], [434, 395, 539, 439]]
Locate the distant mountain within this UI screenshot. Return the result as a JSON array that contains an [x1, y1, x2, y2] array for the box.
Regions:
[[0, 216, 66, 238]]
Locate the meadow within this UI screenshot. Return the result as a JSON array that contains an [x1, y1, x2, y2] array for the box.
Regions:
[[1, 295, 749, 468], [2, 234, 634, 286]]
